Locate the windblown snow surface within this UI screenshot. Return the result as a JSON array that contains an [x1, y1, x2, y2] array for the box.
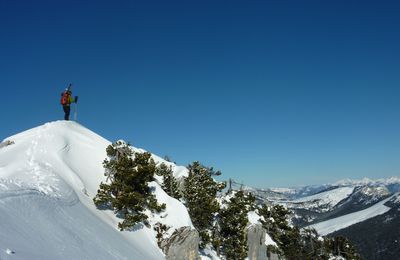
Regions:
[[0, 121, 192, 260]]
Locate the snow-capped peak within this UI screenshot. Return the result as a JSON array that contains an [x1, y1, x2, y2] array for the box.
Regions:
[[334, 177, 400, 187], [0, 121, 192, 260]]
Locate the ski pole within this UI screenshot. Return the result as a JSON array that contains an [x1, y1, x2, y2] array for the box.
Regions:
[[74, 95, 79, 121], [74, 103, 78, 121]]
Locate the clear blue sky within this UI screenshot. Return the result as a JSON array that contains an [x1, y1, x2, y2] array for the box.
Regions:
[[1, 0, 399, 187]]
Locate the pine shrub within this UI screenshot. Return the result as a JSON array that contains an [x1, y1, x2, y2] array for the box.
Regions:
[[219, 191, 255, 260], [258, 203, 360, 259], [93, 141, 165, 230], [156, 163, 181, 200], [183, 161, 226, 248]]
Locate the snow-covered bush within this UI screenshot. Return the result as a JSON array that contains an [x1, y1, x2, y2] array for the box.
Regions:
[[93, 141, 165, 230], [156, 162, 181, 200], [218, 190, 255, 259], [183, 161, 225, 248], [258, 203, 360, 259]]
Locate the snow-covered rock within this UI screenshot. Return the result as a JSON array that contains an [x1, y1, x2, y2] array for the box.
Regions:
[[342, 185, 391, 206], [0, 140, 14, 149]]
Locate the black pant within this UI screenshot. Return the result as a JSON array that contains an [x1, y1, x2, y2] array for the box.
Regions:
[[63, 106, 71, 120]]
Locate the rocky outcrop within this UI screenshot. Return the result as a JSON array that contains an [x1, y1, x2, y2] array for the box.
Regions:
[[0, 140, 14, 149], [247, 224, 281, 260], [247, 224, 267, 260], [161, 226, 199, 260], [267, 250, 282, 260]]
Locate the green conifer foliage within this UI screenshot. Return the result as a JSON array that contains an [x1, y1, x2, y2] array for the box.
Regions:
[[183, 161, 226, 248], [219, 191, 254, 260], [258, 203, 360, 259], [93, 141, 165, 230], [155, 163, 181, 200], [324, 236, 361, 260], [301, 228, 328, 259], [259, 204, 291, 238], [154, 222, 168, 247], [259, 204, 299, 258]]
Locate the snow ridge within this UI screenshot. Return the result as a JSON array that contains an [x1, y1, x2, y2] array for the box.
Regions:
[[334, 177, 400, 187], [0, 121, 193, 260]]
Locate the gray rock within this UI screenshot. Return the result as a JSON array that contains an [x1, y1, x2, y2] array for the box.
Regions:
[[0, 140, 14, 149], [247, 224, 268, 260], [267, 251, 282, 260], [247, 224, 282, 260], [161, 226, 199, 260]]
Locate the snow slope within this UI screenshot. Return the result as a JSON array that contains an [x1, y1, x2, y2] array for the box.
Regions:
[[281, 186, 355, 212], [0, 121, 192, 259], [293, 187, 354, 205], [309, 194, 395, 235]]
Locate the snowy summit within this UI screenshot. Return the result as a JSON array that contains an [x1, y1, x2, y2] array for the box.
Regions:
[[0, 121, 192, 260]]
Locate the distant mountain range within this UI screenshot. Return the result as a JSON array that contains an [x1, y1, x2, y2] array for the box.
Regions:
[[229, 177, 400, 260]]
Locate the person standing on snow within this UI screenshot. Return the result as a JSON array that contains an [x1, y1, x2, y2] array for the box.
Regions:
[[60, 84, 78, 120]]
